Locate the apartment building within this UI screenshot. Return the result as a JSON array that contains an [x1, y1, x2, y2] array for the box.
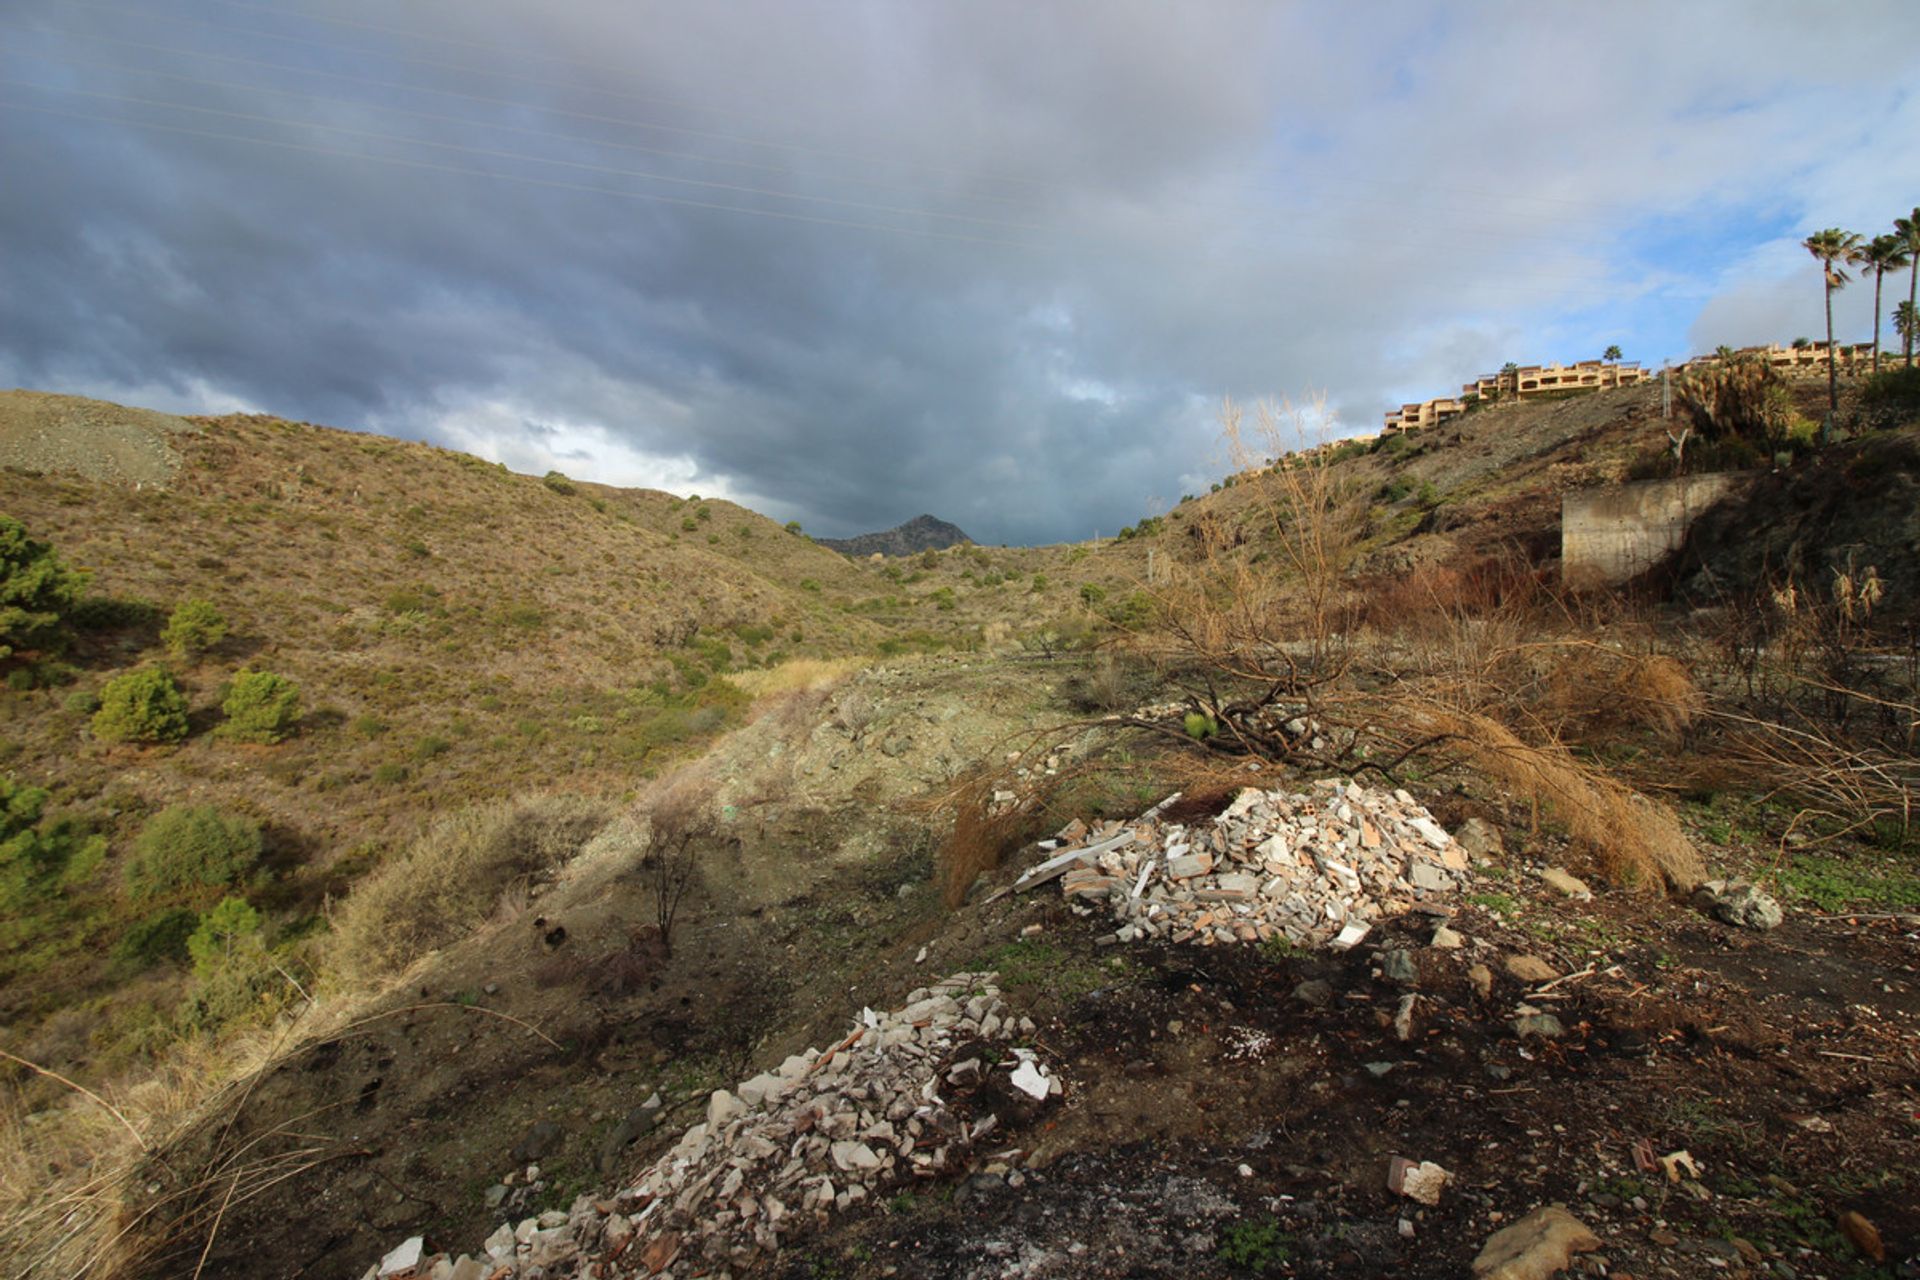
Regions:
[[1461, 359, 1652, 401]]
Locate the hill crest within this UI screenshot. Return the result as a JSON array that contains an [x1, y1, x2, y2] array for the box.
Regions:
[[818, 513, 973, 558]]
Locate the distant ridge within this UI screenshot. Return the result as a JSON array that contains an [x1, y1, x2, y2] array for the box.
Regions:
[[818, 513, 973, 558]]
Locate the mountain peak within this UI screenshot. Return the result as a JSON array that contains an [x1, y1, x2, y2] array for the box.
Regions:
[[818, 514, 974, 558]]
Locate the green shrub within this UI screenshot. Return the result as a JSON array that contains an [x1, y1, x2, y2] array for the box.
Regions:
[[161, 598, 227, 660], [92, 668, 191, 744], [412, 734, 450, 760], [179, 896, 275, 1033], [64, 688, 101, 714], [1217, 1216, 1291, 1270], [125, 805, 263, 899], [1860, 365, 1920, 415], [1183, 711, 1218, 740], [0, 515, 87, 662], [1079, 583, 1107, 607], [929, 587, 957, 611], [373, 762, 410, 785], [542, 470, 576, 495], [218, 669, 302, 743], [785, 520, 803, 535], [1, 775, 107, 910]]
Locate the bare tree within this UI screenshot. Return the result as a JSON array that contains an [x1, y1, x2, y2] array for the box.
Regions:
[[642, 787, 721, 958]]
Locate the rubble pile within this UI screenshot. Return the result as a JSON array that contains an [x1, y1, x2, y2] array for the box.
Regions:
[[1027, 780, 1471, 949], [360, 972, 1056, 1280]]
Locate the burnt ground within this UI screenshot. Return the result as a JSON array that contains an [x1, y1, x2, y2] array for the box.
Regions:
[[119, 761, 1918, 1280], [774, 884, 1919, 1280]]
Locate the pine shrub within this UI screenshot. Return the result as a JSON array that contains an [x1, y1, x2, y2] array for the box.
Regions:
[[161, 598, 227, 660], [0, 515, 87, 661], [218, 669, 301, 743], [92, 668, 191, 744], [125, 804, 263, 899]]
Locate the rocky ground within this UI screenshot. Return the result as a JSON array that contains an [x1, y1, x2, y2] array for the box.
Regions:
[[0, 388, 197, 485], [349, 782, 1919, 1280]]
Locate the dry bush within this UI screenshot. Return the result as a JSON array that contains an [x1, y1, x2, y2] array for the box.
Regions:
[[639, 780, 723, 956], [1380, 700, 1704, 889], [1125, 397, 1707, 891], [1540, 649, 1705, 742], [1133, 397, 1365, 747], [327, 795, 611, 985], [932, 771, 1046, 908]]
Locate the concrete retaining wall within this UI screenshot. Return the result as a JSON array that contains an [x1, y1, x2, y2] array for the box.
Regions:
[[1562, 471, 1754, 586]]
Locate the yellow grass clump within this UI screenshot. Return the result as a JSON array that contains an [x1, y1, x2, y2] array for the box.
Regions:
[[1392, 701, 1705, 890], [727, 656, 869, 700], [325, 795, 610, 986]]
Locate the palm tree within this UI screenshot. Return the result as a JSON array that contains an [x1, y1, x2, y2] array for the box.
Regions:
[[1803, 228, 1864, 425], [1603, 344, 1622, 362], [1861, 234, 1912, 372], [1896, 208, 1920, 367], [1897, 301, 1919, 359]]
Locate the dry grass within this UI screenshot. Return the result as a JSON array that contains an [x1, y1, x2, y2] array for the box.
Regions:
[[325, 795, 611, 985], [930, 770, 1052, 909], [1380, 700, 1704, 889], [728, 656, 868, 700]]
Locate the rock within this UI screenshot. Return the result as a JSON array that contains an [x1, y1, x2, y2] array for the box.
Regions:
[[707, 1089, 747, 1129], [1454, 818, 1504, 860], [1539, 868, 1592, 900], [447, 1258, 485, 1280], [1471, 1205, 1602, 1279], [1166, 852, 1213, 880], [377, 1237, 424, 1278], [1330, 921, 1370, 950], [1467, 964, 1493, 1001], [482, 1224, 514, 1258], [1409, 862, 1452, 892], [1511, 1013, 1565, 1040], [830, 1141, 882, 1172], [736, 1072, 785, 1108], [1407, 816, 1452, 849], [1503, 955, 1560, 984], [1393, 993, 1418, 1042], [509, 1120, 564, 1164], [1387, 1157, 1450, 1206], [1694, 880, 1784, 931], [1379, 949, 1419, 987], [1431, 924, 1464, 949], [483, 1184, 508, 1210], [1292, 979, 1334, 1008]]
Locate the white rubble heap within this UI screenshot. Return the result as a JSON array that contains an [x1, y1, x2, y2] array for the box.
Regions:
[[361, 973, 1055, 1280], [1034, 780, 1471, 949]]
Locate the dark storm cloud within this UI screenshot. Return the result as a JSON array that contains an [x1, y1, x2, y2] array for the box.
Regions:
[[2, 1, 1917, 542]]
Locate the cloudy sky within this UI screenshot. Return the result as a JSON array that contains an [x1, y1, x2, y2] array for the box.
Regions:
[[3, 2, 1918, 543]]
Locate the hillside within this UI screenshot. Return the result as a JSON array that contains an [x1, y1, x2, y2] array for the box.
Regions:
[[3, 381, 1917, 1280], [817, 514, 974, 559]]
